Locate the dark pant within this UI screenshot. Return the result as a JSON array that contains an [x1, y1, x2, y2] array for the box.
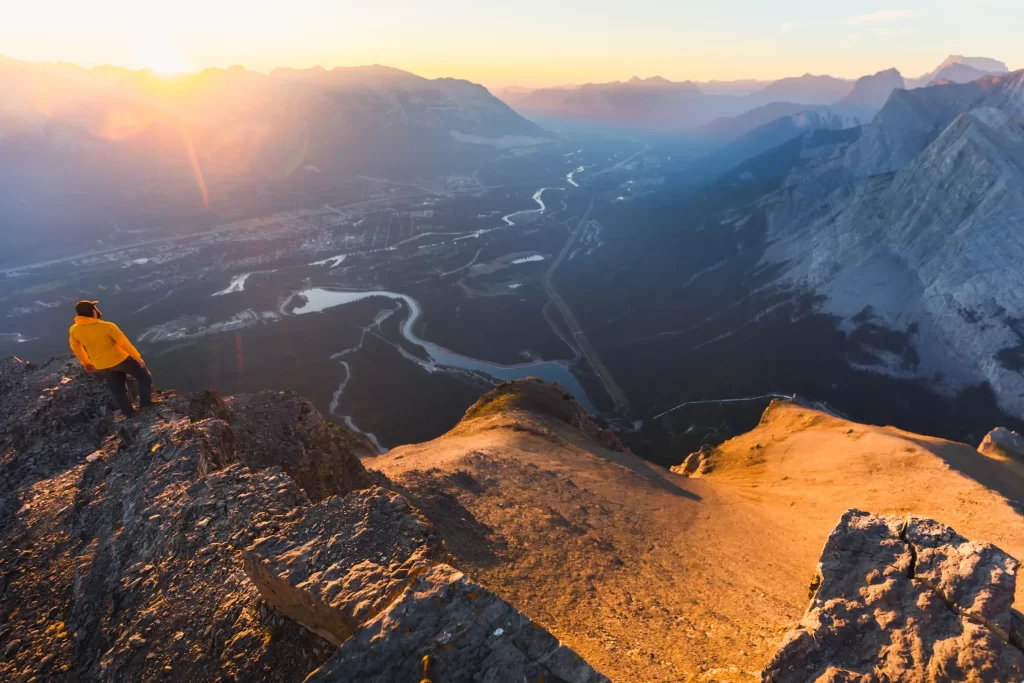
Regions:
[[99, 357, 153, 414]]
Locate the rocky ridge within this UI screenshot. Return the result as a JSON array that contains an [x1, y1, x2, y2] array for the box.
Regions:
[[4, 358, 1023, 681], [0, 357, 606, 682]]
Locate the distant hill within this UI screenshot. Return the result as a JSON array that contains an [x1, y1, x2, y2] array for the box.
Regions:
[[746, 73, 854, 105], [693, 101, 810, 140], [497, 76, 746, 131]]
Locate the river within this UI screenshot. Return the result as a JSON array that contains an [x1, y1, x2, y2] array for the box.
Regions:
[[289, 287, 597, 414]]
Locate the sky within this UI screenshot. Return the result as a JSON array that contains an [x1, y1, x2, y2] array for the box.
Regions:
[[1, 0, 1021, 87]]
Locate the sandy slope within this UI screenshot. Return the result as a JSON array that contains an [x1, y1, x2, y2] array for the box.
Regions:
[[365, 399, 1024, 682]]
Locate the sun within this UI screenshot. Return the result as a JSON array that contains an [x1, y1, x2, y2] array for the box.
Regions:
[[141, 42, 186, 75]]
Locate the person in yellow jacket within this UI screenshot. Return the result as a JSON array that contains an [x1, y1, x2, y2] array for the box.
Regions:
[[69, 300, 161, 416]]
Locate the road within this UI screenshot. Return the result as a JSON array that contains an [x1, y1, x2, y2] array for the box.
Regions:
[[542, 200, 631, 416]]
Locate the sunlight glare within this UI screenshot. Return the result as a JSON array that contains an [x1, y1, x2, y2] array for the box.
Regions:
[[141, 42, 186, 75]]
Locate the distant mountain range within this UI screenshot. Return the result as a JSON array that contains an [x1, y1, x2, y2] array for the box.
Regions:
[[682, 68, 904, 179], [496, 74, 856, 132], [0, 57, 547, 262], [495, 77, 727, 131], [683, 59, 1011, 182], [498, 56, 1011, 134]]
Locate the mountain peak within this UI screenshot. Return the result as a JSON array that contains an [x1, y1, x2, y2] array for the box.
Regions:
[[831, 67, 905, 121], [937, 55, 1009, 74], [626, 75, 676, 87], [910, 55, 1010, 87]]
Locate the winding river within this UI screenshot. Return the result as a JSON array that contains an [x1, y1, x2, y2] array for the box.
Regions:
[[290, 288, 597, 414]]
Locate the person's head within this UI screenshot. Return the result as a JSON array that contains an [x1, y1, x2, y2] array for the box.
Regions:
[[75, 300, 102, 319]]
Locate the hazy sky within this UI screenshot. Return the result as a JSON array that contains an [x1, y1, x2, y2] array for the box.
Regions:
[[2, 1, 1020, 87]]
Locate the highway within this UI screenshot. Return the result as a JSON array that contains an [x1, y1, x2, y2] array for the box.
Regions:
[[542, 200, 631, 416]]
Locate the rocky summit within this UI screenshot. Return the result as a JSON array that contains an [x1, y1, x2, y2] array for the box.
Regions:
[[0, 357, 605, 682], [2, 356, 1023, 681]]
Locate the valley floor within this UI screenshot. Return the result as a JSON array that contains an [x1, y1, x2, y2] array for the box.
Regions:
[[366, 400, 1024, 681]]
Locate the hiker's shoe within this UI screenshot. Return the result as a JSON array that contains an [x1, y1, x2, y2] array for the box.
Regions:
[[140, 398, 164, 408]]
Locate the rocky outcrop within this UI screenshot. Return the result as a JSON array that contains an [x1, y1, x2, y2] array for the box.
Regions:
[[242, 486, 440, 645], [0, 385, 337, 681], [462, 378, 626, 452], [763, 509, 1024, 682], [670, 444, 715, 477], [979, 427, 1024, 462], [0, 360, 607, 682], [306, 564, 610, 683], [225, 391, 375, 502]]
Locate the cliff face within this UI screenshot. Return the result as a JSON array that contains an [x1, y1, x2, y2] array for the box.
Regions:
[[2, 358, 1023, 682], [758, 72, 1024, 416], [0, 358, 605, 683]]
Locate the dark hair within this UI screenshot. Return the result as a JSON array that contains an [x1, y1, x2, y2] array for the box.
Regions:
[[75, 300, 99, 317]]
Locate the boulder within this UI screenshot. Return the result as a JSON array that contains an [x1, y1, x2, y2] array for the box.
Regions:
[[306, 563, 610, 683], [242, 486, 440, 645], [671, 444, 715, 477], [763, 509, 1024, 682], [979, 427, 1024, 462], [226, 391, 374, 502], [187, 388, 232, 423]]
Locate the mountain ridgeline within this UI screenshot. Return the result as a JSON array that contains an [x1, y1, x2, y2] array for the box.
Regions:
[[498, 55, 1009, 135]]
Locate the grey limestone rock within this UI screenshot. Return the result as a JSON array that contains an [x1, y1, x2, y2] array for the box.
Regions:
[[243, 485, 441, 646], [306, 563, 610, 683], [763, 509, 1024, 682]]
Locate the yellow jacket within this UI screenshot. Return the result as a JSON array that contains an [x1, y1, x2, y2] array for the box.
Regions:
[[69, 317, 143, 370]]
